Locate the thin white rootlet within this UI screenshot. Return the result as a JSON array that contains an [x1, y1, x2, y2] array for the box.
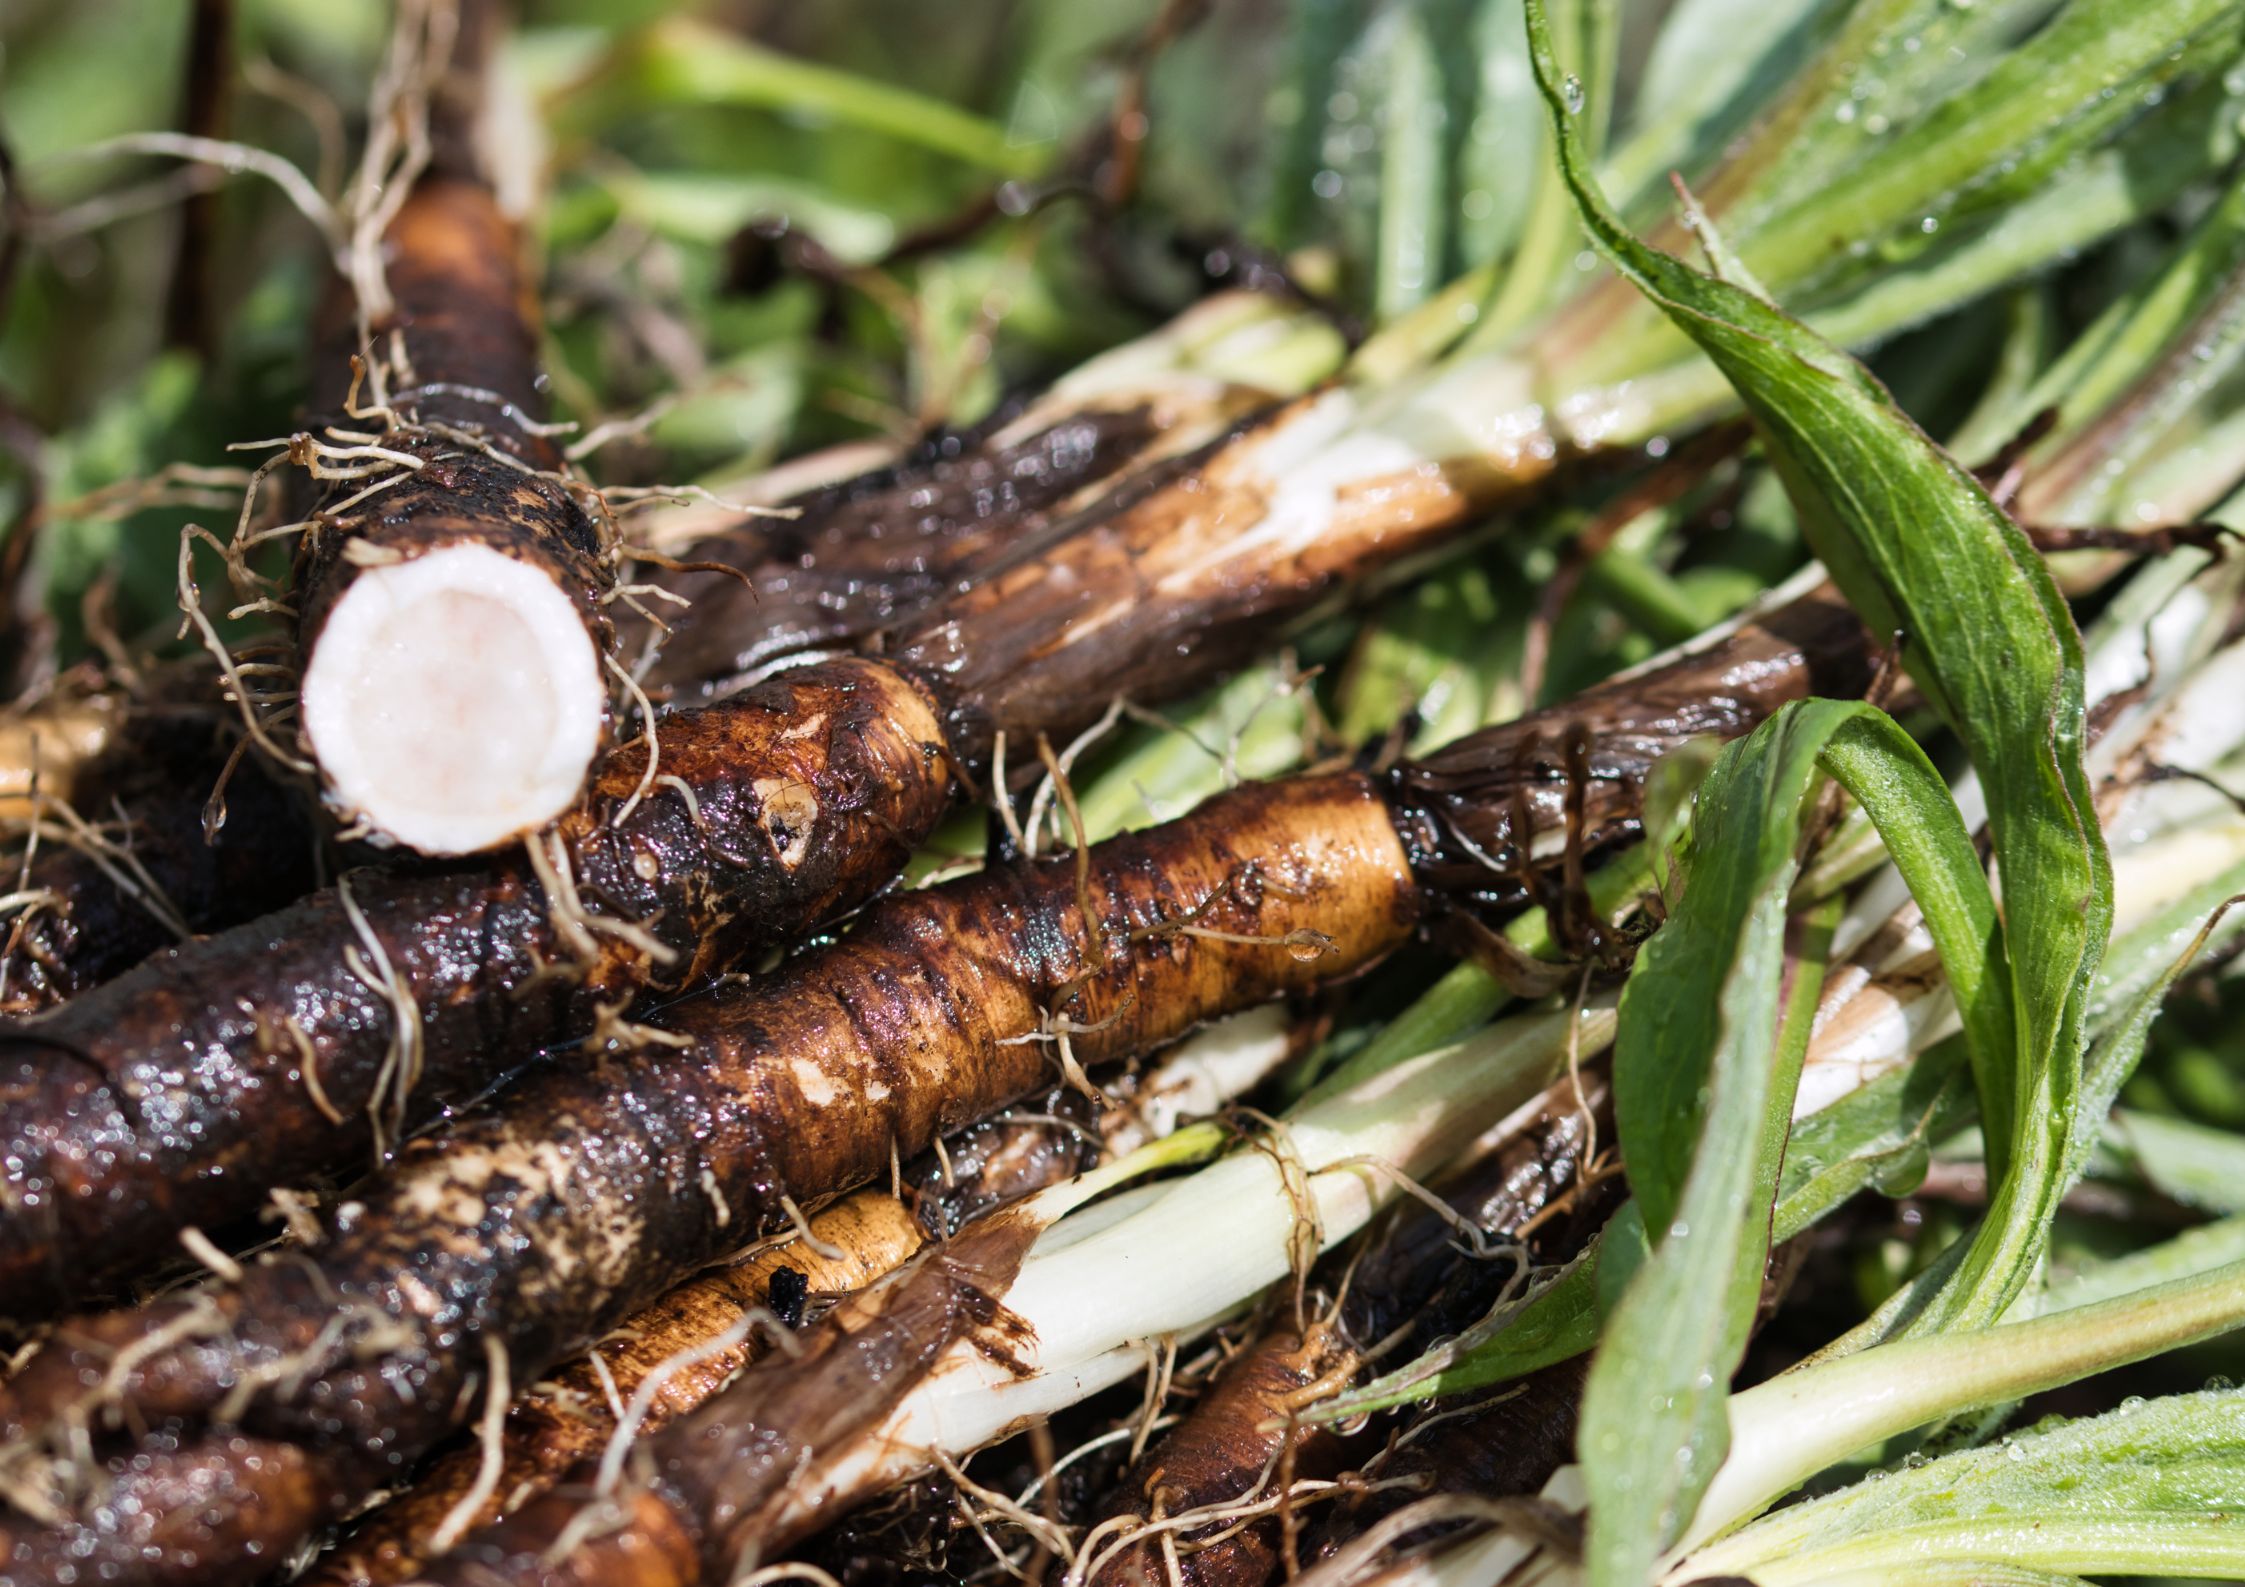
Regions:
[[301, 542, 605, 854]]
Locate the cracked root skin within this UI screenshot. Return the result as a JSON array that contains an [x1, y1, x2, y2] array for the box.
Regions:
[[0, 773, 1415, 1584], [322, 1068, 1202, 1584], [890, 392, 1541, 766], [295, 175, 615, 856], [0, 657, 951, 1320]]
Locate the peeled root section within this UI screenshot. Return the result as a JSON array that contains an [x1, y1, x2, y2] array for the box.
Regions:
[[300, 540, 607, 854]]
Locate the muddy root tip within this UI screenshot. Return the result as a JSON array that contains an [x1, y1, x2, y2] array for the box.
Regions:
[[302, 542, 606, 856]]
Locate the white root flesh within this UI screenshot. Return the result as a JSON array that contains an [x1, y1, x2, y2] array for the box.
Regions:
[[299, 542, 606, 854]]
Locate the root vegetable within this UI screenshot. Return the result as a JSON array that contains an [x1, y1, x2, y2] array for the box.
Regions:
[[0, 774, 1401, 1582], [0, 576, 1871, 1581], [0, 349, 1706, 1318], [0, 656, 948, 1317], [290, 17, 612, 857], [642, 292, 1322, 703], [308, 1011, 1300, 1587], [0, 710, 314, 1014]]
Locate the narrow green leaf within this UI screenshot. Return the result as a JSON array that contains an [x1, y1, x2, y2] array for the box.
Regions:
[[1373, 7, 1447, 320], [1687, 1257, 2245, 1556], [1584, 697, 2007, 1585], [1738, 0, 2244, 298], [1688, 1391, 2245, 1586], [1308, 1248, 1601, 1420], [1528, 0, 2113, 1340], [1616, 707, 2002, 1238], [1775, 1036, 1974, 1242], [618, 20, 1049, 175]]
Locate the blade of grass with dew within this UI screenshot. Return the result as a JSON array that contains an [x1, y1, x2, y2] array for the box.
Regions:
[[1557, 0, 2245, 395], [1604, 69, 2245, 445], [1682, 1390, 2245, 1585], [1987, 169, 2245, 476], [1457, 0, 1540, 268], [1473, 0, 1617, 346], [1531, 0, 2112, 1341], [1671, 1261, 2245, 1563], [1720, 0, 2052, 233], [1734, 0, 2242, 302], [1601, 0, 1843, 212], [1256, 0, 1373, 252], [2044, 1213, 2245, 1312]]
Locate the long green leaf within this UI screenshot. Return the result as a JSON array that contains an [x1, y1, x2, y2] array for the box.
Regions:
[[1528, 0, 2112, 1343], [1737, 0, 2243, 297], [1687, 1391, 2245, 1585], [1582, 698, 2006, 1586], [1686, 1257, 2245, 1557]]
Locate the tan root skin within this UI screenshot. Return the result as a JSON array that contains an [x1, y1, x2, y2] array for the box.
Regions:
[[300, 542, 605, 854]]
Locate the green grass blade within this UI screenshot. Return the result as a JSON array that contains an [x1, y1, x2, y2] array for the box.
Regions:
[[1739, 0, 2242, 298], [616, 19, 1047, 175]]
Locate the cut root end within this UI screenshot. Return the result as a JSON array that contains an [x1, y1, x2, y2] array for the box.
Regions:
[[301, 542, 605, 855]]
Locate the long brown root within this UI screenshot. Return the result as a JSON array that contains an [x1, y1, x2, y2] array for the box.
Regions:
[[419, 1210, 1054, 1587], [1079, 1085, 1608, 1587], [0, 774, 1410, 1582], [0, 706, 316, 1014], [0, 558, 1882, 1578], [0, 656, 949, 1317], [306, 1192, 926, 1587]]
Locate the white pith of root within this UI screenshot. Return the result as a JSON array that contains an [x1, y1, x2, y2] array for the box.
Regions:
[[302, 541, 604, 854]]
